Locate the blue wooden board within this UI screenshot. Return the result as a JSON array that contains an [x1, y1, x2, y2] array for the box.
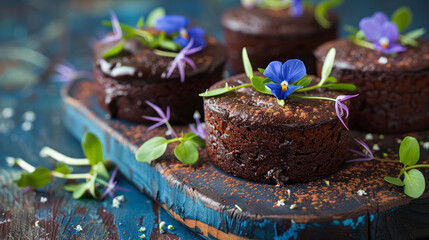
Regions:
[[62, 79, 429, 240]]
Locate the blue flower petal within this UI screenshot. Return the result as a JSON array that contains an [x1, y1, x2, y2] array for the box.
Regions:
[[266, 83, 286, 99], [188, 27, 206, 47], [359, 17, 383, 42], [174, 36, 189, 47], [282, 59, 306, 83], [372, 12, 389, 25], [283, 84, 302, 98], [291, 0, 304, 17], [263, 61, 284, 83], [155, 15, 189, 34]]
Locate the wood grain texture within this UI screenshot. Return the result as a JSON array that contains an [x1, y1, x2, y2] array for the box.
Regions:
[[63, 79, 429, 239], [0, 84, 203, 240]]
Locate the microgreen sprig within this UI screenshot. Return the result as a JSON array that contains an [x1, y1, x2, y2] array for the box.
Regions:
[[349, 136, 428, 199], [12, 132, 126, 200]]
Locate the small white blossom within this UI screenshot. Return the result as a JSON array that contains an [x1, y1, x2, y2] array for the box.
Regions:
[[357, 190, 367, 196], [235, 204, 243, 212], [112, 198, 120, 208], [168, 225, 174, 230], [75, 225, 83, 232], [6, 157, 15, 167], [140, 234, 146, 239], [324, 180, 330, 186], [289, 203, 297, 210], [159, 221, 165, 230], [365, 133, 373, 141], [378, 57, 388, 64], [276, 199, 286, 207], [372, 144, 380, 151], [396, 139, 402, 144], [35, 220, 40, 227], [287, 189, 291, 198], [423, 142, 429, 150], [23, 111, 36, 122], [40, 197, 47, 203], [2, 108, 14, 118], [21, 121, 32, 131], [115, 195, 125, 202], [139, 227, 146, 232]]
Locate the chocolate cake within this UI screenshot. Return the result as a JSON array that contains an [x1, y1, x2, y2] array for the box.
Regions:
[[93, 37, 226, 124], [204, 73, 349, 185], [221, 6, 338, 74], [315, 38, 429, 133]]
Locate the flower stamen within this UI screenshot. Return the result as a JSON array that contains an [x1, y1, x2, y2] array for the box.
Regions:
[[281, 81, 288, 92], [379, 37, 389, 49]]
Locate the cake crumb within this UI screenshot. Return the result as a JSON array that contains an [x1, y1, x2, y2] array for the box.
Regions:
[[357, 190, 367, 196], [365, 133, 373, 141], [378, 57, 388, 64]]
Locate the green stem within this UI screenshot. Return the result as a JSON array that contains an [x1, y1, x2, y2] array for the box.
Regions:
[[40, 147, 90, 165], [15, 158, 35, 173], [165, 138, 182, 144], [405, 164, 429, 170], [96, 178, 109, 186], [289, 95, 336, 102], [153, 49, 178, 58], [296, 85, 321, 92], [230, 83, 252, 91], [164, 120, 177, 138], [15, 158, 92, 179]]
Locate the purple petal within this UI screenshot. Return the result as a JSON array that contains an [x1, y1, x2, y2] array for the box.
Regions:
[[360, 17, 383, 42], [110, 10, 122, 36], [372, 12, 389, 25], [100, 189, 110, 200], [382, 22, 400, 42], [291, 0, 304, 17], [108, 191, 114, 199], [348, 148, 368, 157], [109, 167, 118, 184], [177, 60, 185, 83], [166, 106, 170, 120], [346, 157, 373, 163], [182, 57, 197, 71], [145, 100, 167, 119], [263, 61, 284, 83], [282, 59, 306, 83], [146, 121, 166, 132], [353, 138, 373, 158], [375, 43, 406, 54], [142, 116, 163, 122], [114, 186, 131, 191], [186, 45, 204, 55], [166, 60, 179, 79], [335, 100, 348, 130], [55, 63, 75, 75]]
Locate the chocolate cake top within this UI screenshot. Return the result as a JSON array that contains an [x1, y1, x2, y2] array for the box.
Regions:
[[206, 73, 342, 129], [93, 36, 226, 82], [221, 6, 337, 36], [315, 38, 429, 72]]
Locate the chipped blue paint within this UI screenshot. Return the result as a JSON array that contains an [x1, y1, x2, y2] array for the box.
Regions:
[[342, 215, 366, 229]]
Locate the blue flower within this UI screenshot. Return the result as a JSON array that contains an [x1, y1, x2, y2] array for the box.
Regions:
[[263, 60, 306, 100], [155, 15, 206, 49], [291, 0, 304, 17]]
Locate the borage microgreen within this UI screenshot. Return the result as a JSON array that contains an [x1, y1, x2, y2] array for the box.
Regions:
[[348, 136, 428, 199], [12, 132, 127, 200], [347, 6, 425, 54], [136, 103, 205, 165], [199, 47, 357, 129], [241, 0, 342, 28]]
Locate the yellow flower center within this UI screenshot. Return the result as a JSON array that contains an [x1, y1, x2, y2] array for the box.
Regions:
[[180, 28, 189, 39], [281, 81, 288, 91], [379, 37, 389, 49]]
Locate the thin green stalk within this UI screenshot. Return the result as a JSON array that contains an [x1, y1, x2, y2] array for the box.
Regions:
[[164, 120, 177, 138], [405, 164, 429, 170], [289, 95, 336, 101], [52, 172, 92, 179], [373, 157, 400, 163], [15, 158, 35, 173], [230, 83, 252, 91], [40, 147, 90, 165], [153, 49, 178, 58]]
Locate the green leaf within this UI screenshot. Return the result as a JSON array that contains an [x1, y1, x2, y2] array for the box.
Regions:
[[14, 167, 52, 189], [257, 68, 265, 75], [199, 87, 231, 97], [54, 164, 71, 175], [185, 132, 205, 148], [159, 39, 179, 51], [349, 35, 375, 50], [242, 48, 253, 80], [137, 16, 144, 28], [344, 24, 358, 34], [146, 7, 166, 27], [399, 136, 420, 166], [251, 76, 272, 95], [391, 6, 412, 32], [66, 174, 98, 199], [324, 83, 357, 91], [135, 137, 168, 162], [319, 48, 336, 86], [384, 176, 405, 186], [400, 28, 425, 47], [326, 76, 337, 83], [103, 41, 125, 59], [92, 162, 109, 179], [403, 169, 425, 198], [174, 141, 199, 164], [82, 132, 104, 166], [293, 77, 312, 87], [315, 0, 342, 28]]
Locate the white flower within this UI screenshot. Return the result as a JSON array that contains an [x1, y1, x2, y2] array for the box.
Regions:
[[378, 56, 388, 64], [140, 234, 146, 239], [21, 121, 32, 131], [357, 190, 367, 196], [1, 108, 14, 118], [372, 144, 380, 151], [139, 226, 146, 232], [289, 203, 297, 210], [423, 142, 429, 150], [159, 221, 165, 230], [115, 195, 125, 202], [168, 225, 174, 230], [112, 198, 120, 208], [365, 133, 373, 141], [276, 199, 286, 207], [6, 157, 15, 167], [40, 197, 47, 203], [75, 225, 83, 231], [23, 111, 36, 122], [35, 220, 40, 227], [324, 180, 330, 186]]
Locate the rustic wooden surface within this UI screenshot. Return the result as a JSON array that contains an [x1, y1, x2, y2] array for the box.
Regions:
[[62, 79, 429, 240], [0, 83, 205, 239]]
